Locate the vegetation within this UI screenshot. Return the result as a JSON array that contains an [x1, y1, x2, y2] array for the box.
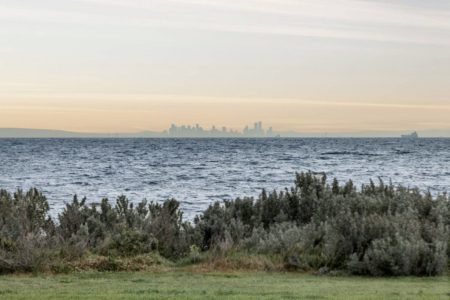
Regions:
[[0, 172, 449, 276], [0, 272, 449, 300]]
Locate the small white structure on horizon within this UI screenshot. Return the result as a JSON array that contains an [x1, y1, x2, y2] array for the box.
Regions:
[[401, 131, 419, 139]]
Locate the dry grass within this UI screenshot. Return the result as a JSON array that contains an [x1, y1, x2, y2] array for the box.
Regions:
[[185, 253, 284, 273]]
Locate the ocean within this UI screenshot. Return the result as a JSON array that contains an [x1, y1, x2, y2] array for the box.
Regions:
[[0, 138, 449, 219]]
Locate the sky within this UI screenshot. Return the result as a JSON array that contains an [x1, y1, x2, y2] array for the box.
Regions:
[[0, 0, 449, 134]]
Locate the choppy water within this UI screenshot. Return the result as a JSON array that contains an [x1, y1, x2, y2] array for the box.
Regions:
[[0, 138, 449, 218]]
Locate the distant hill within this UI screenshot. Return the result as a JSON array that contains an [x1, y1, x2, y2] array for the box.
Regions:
[[0, 128, 82, 138], [0, 128, 163, 138]]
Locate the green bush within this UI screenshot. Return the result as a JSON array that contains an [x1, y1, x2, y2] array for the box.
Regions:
[[0, 172, 448, 275], [192, 172, 449, 275], [0, 189, 57, 273]]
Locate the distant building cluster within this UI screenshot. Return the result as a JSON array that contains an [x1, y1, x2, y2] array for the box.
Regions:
[[243, 121, 274, 137], [166, 122, 277, 138]]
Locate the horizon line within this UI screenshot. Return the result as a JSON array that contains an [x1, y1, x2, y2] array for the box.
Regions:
[[1, 127, 450, 138]]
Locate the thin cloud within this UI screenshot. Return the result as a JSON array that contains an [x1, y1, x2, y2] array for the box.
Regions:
[[2, 93, 450, 111], [165, 0, 450, 28], [1, 0, 449, 45]]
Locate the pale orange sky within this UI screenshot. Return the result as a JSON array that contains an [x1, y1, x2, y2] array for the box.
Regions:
[[1, 0, 449, 133], [2, 96, 449, 133]]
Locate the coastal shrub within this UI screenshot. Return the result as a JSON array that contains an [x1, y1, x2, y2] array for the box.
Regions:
[[242, 222, 303, 254], [0, 189, 56, 273], [146, 199, 192, 258], [194, 201, 250, 251], [192, 172, 449, 275], [57, 196, 191, 259], [0, 172, 448, 275]]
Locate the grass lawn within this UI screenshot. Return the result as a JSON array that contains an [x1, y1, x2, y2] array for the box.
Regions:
[[0, 272, 448, 300]]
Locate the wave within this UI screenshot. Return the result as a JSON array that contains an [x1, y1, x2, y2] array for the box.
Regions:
[[394, 149, 413, 155], [321, 151, 381, 156]]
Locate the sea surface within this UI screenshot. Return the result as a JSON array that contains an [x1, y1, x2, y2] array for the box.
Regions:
[[0, 138, 449, 219]]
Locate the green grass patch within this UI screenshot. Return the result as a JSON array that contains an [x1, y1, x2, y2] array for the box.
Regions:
[[0, 272, 448, 300]]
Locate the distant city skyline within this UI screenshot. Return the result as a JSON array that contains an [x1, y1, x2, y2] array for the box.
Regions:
[[167, 121, 276, 137]]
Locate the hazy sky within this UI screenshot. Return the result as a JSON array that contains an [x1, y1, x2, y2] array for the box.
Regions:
[[1, 0, 449, 133]]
